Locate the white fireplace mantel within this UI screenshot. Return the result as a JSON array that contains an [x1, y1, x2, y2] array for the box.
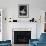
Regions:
[[12, 22, 37, 39], [12, 22, 37, 28], [12, 28, 31, 31]]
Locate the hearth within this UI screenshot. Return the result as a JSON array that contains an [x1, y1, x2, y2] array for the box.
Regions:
[[14, 31, 31, 44]]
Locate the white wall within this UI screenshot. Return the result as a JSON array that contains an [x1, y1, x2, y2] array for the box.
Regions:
[[0, 0, 46, 11], [36, 10, 45, 39], [1, 0, 45, 43], [2, 8, 45, 43]]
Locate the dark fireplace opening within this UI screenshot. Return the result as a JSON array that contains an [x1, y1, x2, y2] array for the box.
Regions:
[[14, 31, 31, 44]]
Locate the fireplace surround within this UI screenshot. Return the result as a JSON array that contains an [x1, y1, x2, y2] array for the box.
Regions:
[[12, 28, 31, 44]]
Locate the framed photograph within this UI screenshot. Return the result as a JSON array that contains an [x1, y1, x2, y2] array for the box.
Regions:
[[18, 4, 29, 18]]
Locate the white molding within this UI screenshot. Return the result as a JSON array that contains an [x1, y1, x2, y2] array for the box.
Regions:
[[0, 9, 3, 41], [12, 28, 31, 31]]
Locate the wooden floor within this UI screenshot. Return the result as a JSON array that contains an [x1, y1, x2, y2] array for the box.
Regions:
[[12, 44, 29, 46]]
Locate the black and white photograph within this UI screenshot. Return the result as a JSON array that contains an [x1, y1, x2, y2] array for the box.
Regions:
[[18, 5, 29, 18]]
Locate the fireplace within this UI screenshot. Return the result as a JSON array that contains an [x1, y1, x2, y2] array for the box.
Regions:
[[14, 31, 31, 44]]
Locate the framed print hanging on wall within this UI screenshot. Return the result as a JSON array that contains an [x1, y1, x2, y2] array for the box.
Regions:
[[18, 4, 29, 18]]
